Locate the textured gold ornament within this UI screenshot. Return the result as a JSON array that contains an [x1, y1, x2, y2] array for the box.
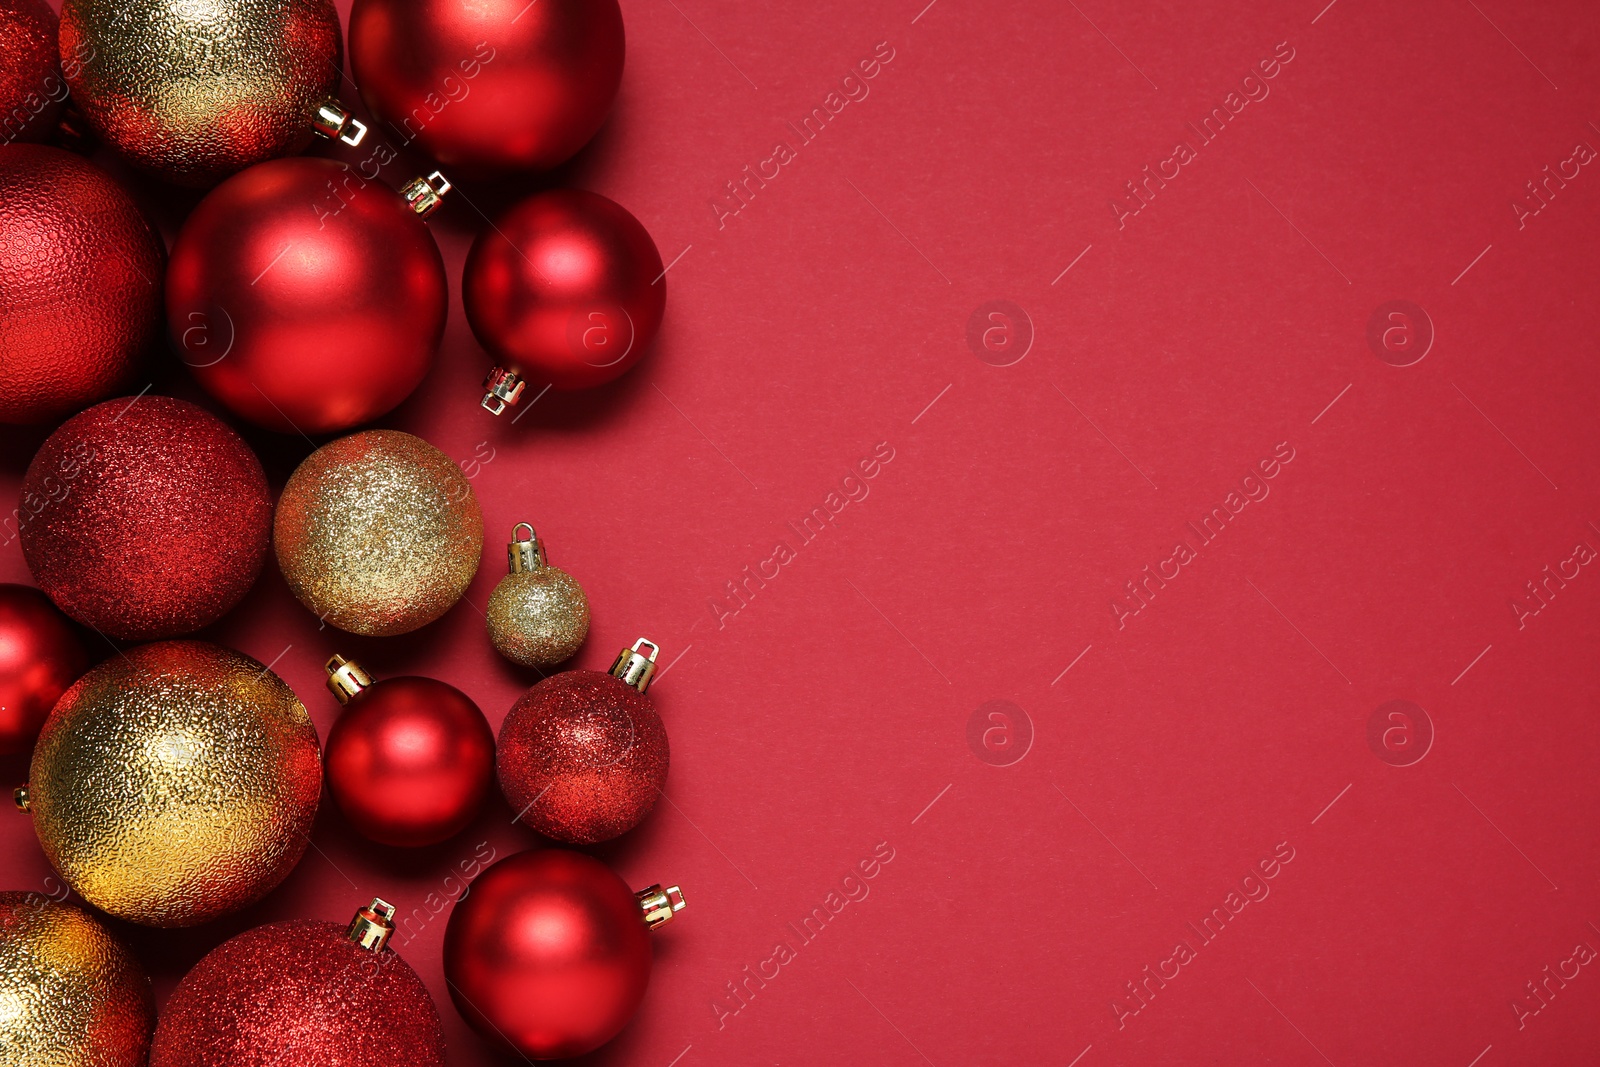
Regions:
[[24, 641, 321, 928], [274, 430, 484, 636], [486, 523, 590, 669], [0, 893, 154, 1066]]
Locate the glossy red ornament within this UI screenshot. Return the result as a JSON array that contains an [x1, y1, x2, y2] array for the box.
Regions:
[[0, 584, 88, 756], [0, 0, 64, 144], [443, 849, 685, 1060], [18, 396, 272, 640], [350, 0, 622, 175], [151, 899, 446, 1067], [167, 157, 449, 434], [497, 639, 669, 845], [466, 189, 665, 413], [322, 655, 495, 847], [0, 145, 163, 424]]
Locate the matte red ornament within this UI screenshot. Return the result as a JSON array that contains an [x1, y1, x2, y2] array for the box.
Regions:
[[466, 189, 666, 413], [167, 157, 450, 435], [151, 899, 447, 1067], [0, 145, 163, 425], [443, 849, 685, 1060], [349, 0, 622, 176], [18, 396, 272, 640], [0, 0, 64, 144], [0, 584, 87, 756], [322, 655, 495, 847], [497, 639, 669, 845]]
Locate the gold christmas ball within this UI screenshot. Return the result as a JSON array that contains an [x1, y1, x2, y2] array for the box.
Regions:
[[58, 0, 345, 187], [23, 641, 322, 928], [0, 893, 153, 1066], [274, 430, 484, 637], [486, 523, 589, 669]]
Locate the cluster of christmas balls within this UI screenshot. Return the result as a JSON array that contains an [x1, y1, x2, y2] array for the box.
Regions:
[[0, 0, 687, 1062]]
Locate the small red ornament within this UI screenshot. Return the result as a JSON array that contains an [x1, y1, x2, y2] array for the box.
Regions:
[[322, 655, 495, 847], [443, 849, 685, 1060], [465, 189, 666, 413], [0, 584, 87, 755], [0, 0, 64, 144], [0, 146, 163, 425], [167, 158, 450, 434], [350, 0, 623, 176], [497, 639, 669, 845], [151, 899, 447, 1067], [18, 396, 272, 640]]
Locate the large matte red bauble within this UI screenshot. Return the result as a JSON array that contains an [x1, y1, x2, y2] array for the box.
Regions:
[[151, 912, 446, 1067], [0, 145, 163, 424], [167, 157, 447, 434], [465, 190, 665, 409], [497, 668, 668, 845], [18, 396, 272, 640], [443, 850, 656, 1059], [325, 660, 495, 847], [350, 0, 623, 175], [0, 584, 87, 755], [0, 0, 64, 144]]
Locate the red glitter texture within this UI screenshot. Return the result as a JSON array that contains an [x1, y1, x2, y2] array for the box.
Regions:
[[496, 669, 669, 844], [0, 0, 64, 144], [18, 396, 271, 640], [150, 918, 446, 1067]]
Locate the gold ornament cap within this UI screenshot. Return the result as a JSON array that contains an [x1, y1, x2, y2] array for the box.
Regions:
[[636, 884, 686, 929], [400, 172, 452, 219], [610, 638, 660, 693], [507, 523, 548, 573], [13, 784, 29, 812], [325, 655, 374, 705], [309, 99, 368, 146], [482, 367, 526, 415], [346, 897, 396, 952]]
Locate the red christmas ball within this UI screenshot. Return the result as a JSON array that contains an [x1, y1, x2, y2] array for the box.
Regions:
[[497, 641, 669, 845], [0, 0, 64, 144], [19, 396, 272, 640], [167, 157, 448, 435], [151, 901, 446, 1067], [465, 189, 665, 413], [0, 584, 87, 756], [323, 656, 495, 847], [349, 0, 622, 175], [444, 849, 684, 1060], [0, 145, 163, 424]]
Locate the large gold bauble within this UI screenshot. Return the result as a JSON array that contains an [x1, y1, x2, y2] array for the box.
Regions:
[[274, 430, 484, 637], [24, 641, 321, 928], [0, 892, 153, 1066]]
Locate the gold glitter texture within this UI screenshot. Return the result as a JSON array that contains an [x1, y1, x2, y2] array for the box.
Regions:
[[487, 559, 589, 670], [274, 430, 483, 637]]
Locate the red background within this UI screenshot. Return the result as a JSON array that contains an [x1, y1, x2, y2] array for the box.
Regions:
[[5, 0, 1600, 1064]]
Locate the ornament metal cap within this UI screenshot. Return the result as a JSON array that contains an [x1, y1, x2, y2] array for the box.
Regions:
[[635, 884, 686, 929], [346, 897, 397, 952], [401, 172, 452, 219], [610, 638, 660, 693], [325, 654, 374, 705], [310, 99, 369, 146], [507, 523, 548, 572], [12, 784, 29, 813], [481, 367, 526, 415]]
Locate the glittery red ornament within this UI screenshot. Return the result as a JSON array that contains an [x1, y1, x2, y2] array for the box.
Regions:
[[497, 639, 669, 845], [465, 189, 666, 414], [350, 0, 622, 176], [151, 899, 447, 1067], [0, 146, 163, 425], [0, 0, 64, 144], [18, 396, 272, 640], [167, 157, 450, 435], [443, 849, 684, 1060], [322, 655, 495, 847], [0, 584, 87, 756]]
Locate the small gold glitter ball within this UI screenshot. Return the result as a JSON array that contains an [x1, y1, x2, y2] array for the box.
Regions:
[[275, 430, 484, 637], [24, 641, 322, 928], [486, 523, 589, 669], [0, 893, 153, 1066]]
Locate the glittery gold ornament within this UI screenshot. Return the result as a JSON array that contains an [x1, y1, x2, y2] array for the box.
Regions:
[[57, 0, 367, 187], [19, 641, 322, 928], [486, 523, 590, 669], [0, 892, 154, 1066], [274, 430, 484, 636]]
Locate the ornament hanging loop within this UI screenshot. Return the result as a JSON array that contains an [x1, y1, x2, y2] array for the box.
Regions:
[[481, 367, 526, 415], [401, 172, 452, 219], [636, 884, 686, 929], [507, 524, 547, 572], [310, 99, 369, 146], [609, 638, 660, 693], [325, 654, 374, 705], [346, 897, 396, 952]]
